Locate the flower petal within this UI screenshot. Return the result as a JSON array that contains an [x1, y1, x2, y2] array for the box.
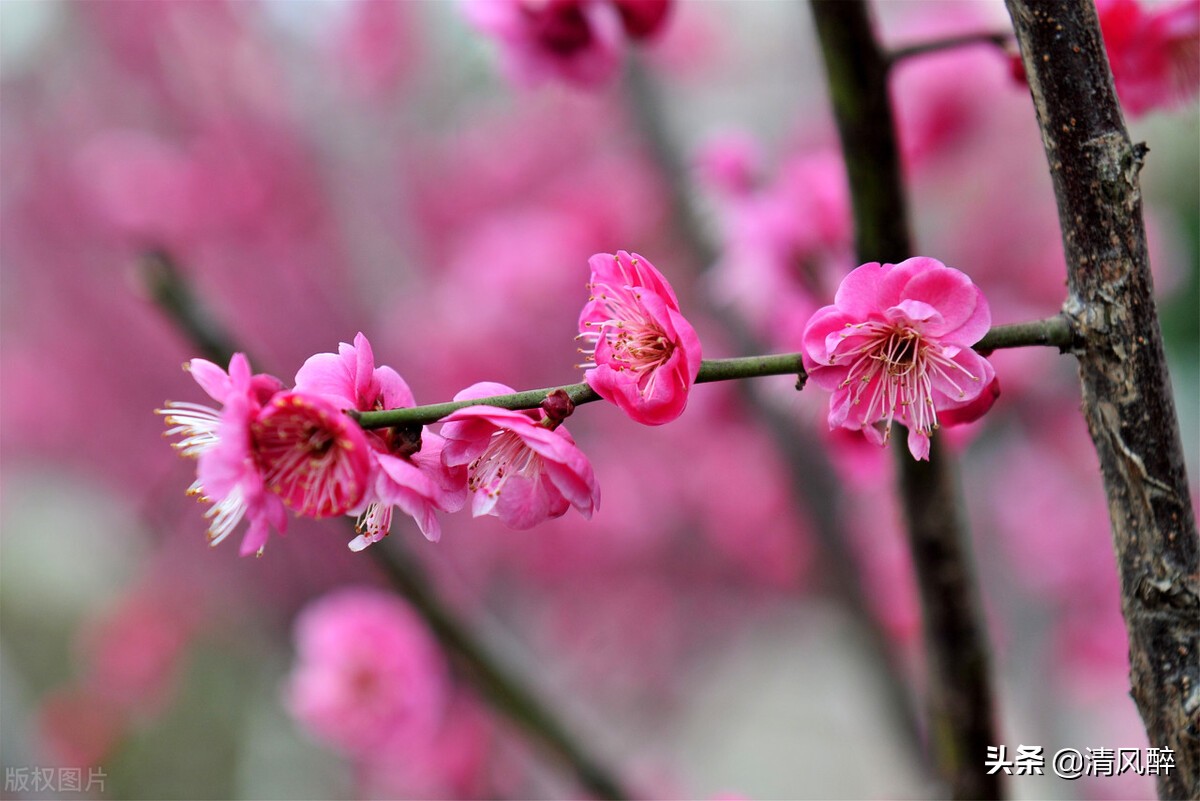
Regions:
[[832, 262, 886, 318]]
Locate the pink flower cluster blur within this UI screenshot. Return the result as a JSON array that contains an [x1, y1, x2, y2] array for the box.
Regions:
[[1006, 0, 1199, 117], [462, 0, 672, 87]]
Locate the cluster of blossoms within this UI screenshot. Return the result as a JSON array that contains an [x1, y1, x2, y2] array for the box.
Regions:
[[161, 251, 998, 554], [159, 333, 598, 556]]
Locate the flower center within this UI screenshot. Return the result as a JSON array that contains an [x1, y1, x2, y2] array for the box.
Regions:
[[834, 320, 979, 440], [579, 280, 675, 395], [468, 429, 541, 498], [253, 394, 368, 518]]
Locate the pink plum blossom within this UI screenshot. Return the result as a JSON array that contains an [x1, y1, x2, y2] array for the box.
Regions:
[[440, 382, 600, 529], [461, 0, 626, 88], [578, 251, 702, 425], [801, 257, 997, 460], [158, 353, 289, 556], [294, 333, 466, 548], [284, 587, 448, 754]]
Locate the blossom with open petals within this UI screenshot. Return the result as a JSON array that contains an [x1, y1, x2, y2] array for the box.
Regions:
[[294, 333, 466, 548], [578, 251, 702, 425], [440, 382, 599, 529], [158, 353, 288, 556], [801, 258, 997, 461]]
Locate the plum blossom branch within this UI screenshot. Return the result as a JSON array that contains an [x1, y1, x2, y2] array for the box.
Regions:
[[351, 317, 1073, 430], [810, 2, 1003, 798], [143, 251, 631, 801], [887, 30, 1014, 67]]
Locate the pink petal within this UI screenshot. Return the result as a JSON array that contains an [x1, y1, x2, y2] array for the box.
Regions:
[[238, 516, 271, 557], [227, 353, 252, 388], [352, 332, 376, 407], [929, 347, 996, 405], [888, 299, 943, 327], [801, 305, 854, 365], [940, 374, 1001, 427], [491, 473, 568, 530], [375, 366, 415, 410], [542, 455, 599, 518], [188, 358, 232, 403], [294, 352, 357, 410], [451, 382, 518, 403], [896, 262, 990, 342], [832, 262, 886, 318], [906, 428, 931, 461]]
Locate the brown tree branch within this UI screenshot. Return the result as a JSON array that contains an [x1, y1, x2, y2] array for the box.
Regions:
[[810, 2, 1004, 798], [1004, 2, 1200, 797]]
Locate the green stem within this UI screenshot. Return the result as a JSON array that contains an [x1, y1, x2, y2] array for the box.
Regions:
[[352, 317, 1073, 429], [975, 314, 1075, 353]]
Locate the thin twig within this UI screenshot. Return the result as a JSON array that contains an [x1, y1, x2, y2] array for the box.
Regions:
[[888, 31, 1013, 67]]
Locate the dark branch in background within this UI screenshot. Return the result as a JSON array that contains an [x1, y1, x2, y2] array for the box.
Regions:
[[364, 541, 628, 801], [810, 3, 1004, 799], [620, 53, 934, 772], [141, 251, 239, 364], [1005, 2, 1200, 797], [142, 251, 631, 801]]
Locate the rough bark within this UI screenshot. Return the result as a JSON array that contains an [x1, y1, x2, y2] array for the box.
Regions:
[[810, 3, 1003, 798], [1005, 2, 1200, 798]]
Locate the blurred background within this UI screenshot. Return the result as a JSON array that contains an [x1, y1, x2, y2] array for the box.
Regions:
[[1, 1, 1196, 799]]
